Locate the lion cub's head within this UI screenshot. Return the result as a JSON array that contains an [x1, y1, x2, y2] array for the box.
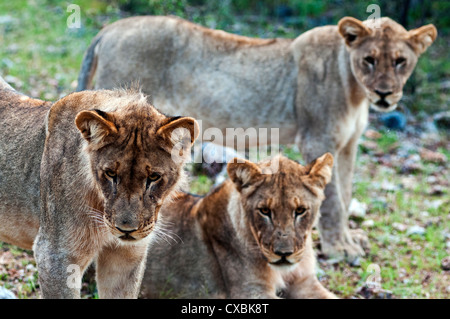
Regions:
[[338, 17, 437, 112], [74, 90, 199, 243], [227, 154, 333, 267]]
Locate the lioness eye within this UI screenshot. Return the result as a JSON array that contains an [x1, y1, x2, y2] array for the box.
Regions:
[[148, 173, 161, 182], [363, 56, 375, 65], [105, 170, 116, 178], [395, 57, 406, 66], [258, 207, 271, 217], [295, 207, 307, 217]]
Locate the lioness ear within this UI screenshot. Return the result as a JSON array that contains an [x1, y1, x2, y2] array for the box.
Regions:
[[157, 116, 200, 157], [338, 17, 371, 46], [227, 158, 262, 191], [408, 24, 437, 55], [305, 153, 334, 189], [75, 110, 118, 145]]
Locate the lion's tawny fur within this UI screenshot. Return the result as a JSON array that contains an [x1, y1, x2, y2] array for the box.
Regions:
[[141, 155, 336, 299], [0, 79, 199, 298], [79, 15, 436, 261]]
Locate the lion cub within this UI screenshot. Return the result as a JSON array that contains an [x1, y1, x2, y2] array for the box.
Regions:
[[141, 154, 336, 298]]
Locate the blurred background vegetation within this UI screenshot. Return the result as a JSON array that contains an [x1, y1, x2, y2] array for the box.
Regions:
[[0, 0, 448, 114]]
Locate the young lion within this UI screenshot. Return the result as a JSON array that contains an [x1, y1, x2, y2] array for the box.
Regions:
[[0, 79, 199, 298], [77, 16, 437, 262], [140, 154, 336, 299]]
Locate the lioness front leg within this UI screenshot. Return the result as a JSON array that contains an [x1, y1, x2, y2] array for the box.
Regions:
[[34, 231, 95, 299], [300, 144, 364, 262], [96, 242, 149, 298], [285, 276, 337, 299], [337, 137, 370, 253]]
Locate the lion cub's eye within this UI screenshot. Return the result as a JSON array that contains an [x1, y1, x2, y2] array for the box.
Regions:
[[105, 170, 117, 179], [363, 56, 375, 65], [295, 207, 307, 218], [258, 207, 271, 218], [394, 57, 406, 66]]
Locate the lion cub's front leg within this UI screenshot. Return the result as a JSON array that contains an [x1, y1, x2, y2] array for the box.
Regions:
[[96, 242, 149, 298]]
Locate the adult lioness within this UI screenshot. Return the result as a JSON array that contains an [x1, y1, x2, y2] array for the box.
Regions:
[[0, 79, 199, 298], [77, 16, 437, 261], [141, 154, 336, 299]]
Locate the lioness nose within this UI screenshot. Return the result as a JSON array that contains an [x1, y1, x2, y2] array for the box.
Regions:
[[375, 90, 392, 99]]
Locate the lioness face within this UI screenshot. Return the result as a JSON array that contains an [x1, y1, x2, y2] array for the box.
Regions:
[[76, 103, 198, 243], [228, 154, 333, 268], [338, 17, 437, 112]]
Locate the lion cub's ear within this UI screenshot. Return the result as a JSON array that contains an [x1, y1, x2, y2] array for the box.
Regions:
[[227, 158, 262, 191], [338, 17, 371, 46], [304, 153, 334, 189], [407, 24, 437, 55], [157, 116, 200, 156], [75, 109, 118, 145]]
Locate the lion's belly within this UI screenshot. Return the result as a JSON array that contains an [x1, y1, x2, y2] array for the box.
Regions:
[[0, 205, 39, 250]]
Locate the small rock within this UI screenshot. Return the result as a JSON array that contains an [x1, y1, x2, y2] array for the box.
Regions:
[[349, 219, 358, 229], [429, 185, 445, 196], [356, 285, 393, 299], [433, 111, 450, 130], [364, 129, 382, 139], [350, 257, 361, 267], [424, 199, 443, 210], [400, 155, 423, 173], [25, 264, 36, 271], [360, 140, 378, 152], [406, 225, 426, 236], [393, 222, 407, 232], [420, 211, 430, 218], [0, 15, 15, 25], [419, 148, 447, 164], [381, 180, 399, 191], [362, 219, 375, 228], [400, 176, 416, 190], [441, 256, 450, 270], [0, 286, 16, 299], [380, 111, 406, 131], [349, 198, 367, 218]]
